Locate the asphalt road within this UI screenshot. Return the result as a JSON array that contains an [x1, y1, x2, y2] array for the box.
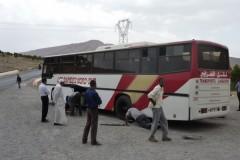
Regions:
[[0, 69, 41, 90]]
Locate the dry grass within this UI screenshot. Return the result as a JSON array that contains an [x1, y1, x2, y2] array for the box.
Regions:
[[0, 55, 42, 73]]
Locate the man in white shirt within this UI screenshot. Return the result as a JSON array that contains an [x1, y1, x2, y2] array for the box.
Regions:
[[125, 107, 152, 129], [148, 78, 171, 142], [39, 78, 50, 123]]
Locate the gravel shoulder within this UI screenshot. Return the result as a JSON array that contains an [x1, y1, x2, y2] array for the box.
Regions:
[[0, 81, 240, 160]]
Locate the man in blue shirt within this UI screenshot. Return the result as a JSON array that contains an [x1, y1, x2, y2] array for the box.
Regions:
[[82, 80, 102, 145], [235, 78, 240, 111]]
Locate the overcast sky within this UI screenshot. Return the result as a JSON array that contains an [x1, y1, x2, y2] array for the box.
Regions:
[[0, 0, 239, 58]]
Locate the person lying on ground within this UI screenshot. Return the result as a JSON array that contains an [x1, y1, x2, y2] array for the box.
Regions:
[[125, 107, 152, 129]]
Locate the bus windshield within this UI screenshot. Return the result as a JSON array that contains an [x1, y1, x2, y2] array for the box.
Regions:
[[198, 44, 229, 70]]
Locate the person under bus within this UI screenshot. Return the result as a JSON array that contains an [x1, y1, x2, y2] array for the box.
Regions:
[[125, 107, 152, 129]]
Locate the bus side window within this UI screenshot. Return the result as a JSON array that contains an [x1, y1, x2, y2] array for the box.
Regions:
[[158, 46, 169, 74], [158, 45, 191, 74], [141, 47, 157, 74], [76, 55, 92, 73]]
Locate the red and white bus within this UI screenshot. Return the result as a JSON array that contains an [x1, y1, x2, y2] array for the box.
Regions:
[[42, 40, 230, 120]]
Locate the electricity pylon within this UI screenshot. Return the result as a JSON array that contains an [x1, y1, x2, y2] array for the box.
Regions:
[[116, 19, 131, 44]]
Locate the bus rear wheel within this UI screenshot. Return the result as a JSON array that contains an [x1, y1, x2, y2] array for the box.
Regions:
[[115, 95, 131, 120]]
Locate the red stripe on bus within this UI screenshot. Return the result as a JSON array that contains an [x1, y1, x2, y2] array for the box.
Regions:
[[105, 75, 136, 110]]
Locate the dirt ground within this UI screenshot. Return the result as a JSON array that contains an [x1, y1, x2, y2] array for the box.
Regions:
[[0, 80, 239, 160]]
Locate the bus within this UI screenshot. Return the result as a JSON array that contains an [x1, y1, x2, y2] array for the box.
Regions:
[[42, 40, 230, 121]]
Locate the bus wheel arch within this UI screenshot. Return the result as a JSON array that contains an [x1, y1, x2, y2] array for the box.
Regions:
[[114, 94, 132, 120]]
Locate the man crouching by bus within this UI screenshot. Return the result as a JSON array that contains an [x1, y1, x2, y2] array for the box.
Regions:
[[148, 78, 171, 142], [82, 80, 102, 146], [125, 107, 152, 129]]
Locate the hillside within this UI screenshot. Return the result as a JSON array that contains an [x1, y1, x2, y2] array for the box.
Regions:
[[0, 55, 42, 73], [230, 57, 240, 68], [22, 40, 105, 57]]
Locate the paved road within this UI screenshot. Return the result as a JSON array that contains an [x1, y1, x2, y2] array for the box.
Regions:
[[0, 69, 41, 90]]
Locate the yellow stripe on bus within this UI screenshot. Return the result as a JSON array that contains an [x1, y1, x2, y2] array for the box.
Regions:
[[124, 75, 158, 103]]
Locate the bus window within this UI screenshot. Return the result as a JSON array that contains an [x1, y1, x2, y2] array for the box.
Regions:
[[61, 55, 75, 63], [115, 49, 140, 73], [158, 44, 191, 74], [43, 57, 60, 77], [61, 55, 76, 73], [76, 55, 92, 73], [93, 52, 114, 73], [45, 57, 58, 64], [141, 47, 157, 74], [198, 45, 229, 70], [43, 64, 56, 78]]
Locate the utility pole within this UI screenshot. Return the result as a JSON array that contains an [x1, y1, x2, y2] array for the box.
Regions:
[[116, 19, 131, 44]]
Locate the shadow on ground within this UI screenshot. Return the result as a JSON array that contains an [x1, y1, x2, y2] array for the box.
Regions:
[[169, 118, 226, 132]]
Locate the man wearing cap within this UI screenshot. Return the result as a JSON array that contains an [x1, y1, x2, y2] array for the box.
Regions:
[[82, 80, 102, 145], [53, 79, 68, 125], [39, 78, 50, 123]]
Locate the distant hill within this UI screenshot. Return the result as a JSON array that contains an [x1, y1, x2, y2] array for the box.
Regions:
[[22, 40, 105, 57], [230, 57, 240, 68]]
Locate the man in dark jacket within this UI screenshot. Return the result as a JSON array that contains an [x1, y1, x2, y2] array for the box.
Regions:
[[16, 74, 22, 89], [82, 80, 102, 145]]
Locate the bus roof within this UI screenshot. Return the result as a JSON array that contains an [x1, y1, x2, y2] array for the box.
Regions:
[[43, 39, 228, 58]]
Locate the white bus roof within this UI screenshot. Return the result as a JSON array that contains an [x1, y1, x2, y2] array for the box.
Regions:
[[44, 41, 156, 58], [44, 40, 228, 58], [95, 42, 156, 51]]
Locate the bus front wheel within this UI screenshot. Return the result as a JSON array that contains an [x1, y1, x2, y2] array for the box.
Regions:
[[115, 95, 131, 120]]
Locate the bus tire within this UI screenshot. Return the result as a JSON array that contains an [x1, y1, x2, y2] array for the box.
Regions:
[[115, 95, 131, 120]]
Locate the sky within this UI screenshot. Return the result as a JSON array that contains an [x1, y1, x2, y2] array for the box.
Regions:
[[0, 0, 239, 58]]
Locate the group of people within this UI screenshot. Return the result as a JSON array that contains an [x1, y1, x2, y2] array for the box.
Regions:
[[38, 78, 102, 145], [38, 77, 240, 145], [125, 78, 171, 142]]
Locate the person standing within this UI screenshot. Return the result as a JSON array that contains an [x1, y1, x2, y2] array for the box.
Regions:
[[16, 74, 22, 89], [39, 78, 50, 123], [147, 78, 171, 142], [235, 78, 240, 111], [53, 79, 68, 125], [82, 80, 102, 145]]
